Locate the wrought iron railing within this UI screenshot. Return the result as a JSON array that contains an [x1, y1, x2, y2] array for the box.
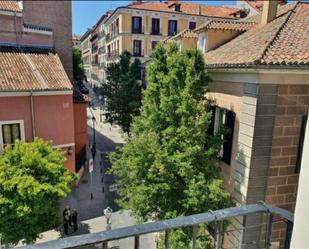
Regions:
[[15, 203, 293, 249]]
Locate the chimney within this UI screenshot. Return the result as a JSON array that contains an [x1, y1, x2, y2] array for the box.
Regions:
[[261, 0, 278, 25]]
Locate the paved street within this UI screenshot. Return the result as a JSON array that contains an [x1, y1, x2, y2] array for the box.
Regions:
[[33, 85, 156, 249]]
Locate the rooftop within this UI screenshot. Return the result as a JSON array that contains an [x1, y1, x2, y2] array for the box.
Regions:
[[0, 0, 21, 12], [195, 19, 256, 33], [204, 2, 309, 68], [0, 46, 72, 91], [126, 1, 244, 19]]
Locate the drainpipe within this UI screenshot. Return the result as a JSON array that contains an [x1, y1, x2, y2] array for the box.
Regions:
[[30, 92, 36, 140]]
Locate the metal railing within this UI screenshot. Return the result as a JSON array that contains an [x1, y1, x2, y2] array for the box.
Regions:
[[15, 203, 293, 249]]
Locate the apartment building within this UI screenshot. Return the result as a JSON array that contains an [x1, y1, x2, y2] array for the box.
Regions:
[[163, 1, 309, 248], [0, 1, 88, 173], [80, 29, 92, 82], [103, 1, 246, 66], [72, 34, 81, 48]]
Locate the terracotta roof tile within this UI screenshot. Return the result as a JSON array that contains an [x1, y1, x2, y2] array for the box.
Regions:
[[204, 2, 309, 68], [0, 46, 72, 91], [195, 19, 256, 32], [164, 29, 197, 43], [245, 0, 287, 12], [127, 1, 242, 19], [0, 0, 21, 12]]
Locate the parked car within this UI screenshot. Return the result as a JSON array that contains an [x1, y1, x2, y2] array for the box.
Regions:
[[76, 80, 89, 94]]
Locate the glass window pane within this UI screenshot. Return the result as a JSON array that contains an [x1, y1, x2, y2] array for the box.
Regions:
[[11, 124, 20, 141], [2, 125, 12, 144]]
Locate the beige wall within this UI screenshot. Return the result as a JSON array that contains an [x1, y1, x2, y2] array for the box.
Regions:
[[207, 29, 239, 51]]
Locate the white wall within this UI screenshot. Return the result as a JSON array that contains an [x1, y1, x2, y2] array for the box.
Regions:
[[291, 113, 309, 248]]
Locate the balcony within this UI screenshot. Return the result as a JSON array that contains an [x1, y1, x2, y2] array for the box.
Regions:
[[16, 203, 294, 249], [107, 50, 120, 61], [92, 46, 98, 54], [98, 46, 106, 55]]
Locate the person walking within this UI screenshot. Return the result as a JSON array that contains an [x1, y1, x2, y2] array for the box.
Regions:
[[72, 208, 78, 232]]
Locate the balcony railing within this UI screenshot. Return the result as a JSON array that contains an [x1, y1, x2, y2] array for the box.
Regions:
[[16, 203, 293, 249], [107, 50, 120, 61], [98, 46, 106, 55]]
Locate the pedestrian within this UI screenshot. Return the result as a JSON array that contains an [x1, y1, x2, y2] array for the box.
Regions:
[[63, 208, 69, 235], [72, 208, 78, 232], [66, 205, 73, 227]]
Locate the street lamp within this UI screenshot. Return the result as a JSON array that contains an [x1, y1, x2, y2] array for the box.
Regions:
[[104, 206, 113, 231], [91, 116, 96, 160], [99, 95, 103, 123]]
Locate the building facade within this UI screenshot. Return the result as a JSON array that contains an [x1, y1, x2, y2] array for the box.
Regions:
[[0, 0, 88, 173], [163, 1, 308, 248], [72, 34, 81, 48]]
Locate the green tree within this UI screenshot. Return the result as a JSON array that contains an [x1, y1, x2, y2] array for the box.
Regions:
[[110, 44, 233, 247], [0, 139, 77, 245], [73, 47, 85, 80], [103, 51, 142, 134]]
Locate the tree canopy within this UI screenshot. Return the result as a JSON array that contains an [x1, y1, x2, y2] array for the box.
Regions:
[[0, 139, 77, 245], [110, 43, 232, 221], [102, 51, 142, 134], [73, 47, 85, 80]]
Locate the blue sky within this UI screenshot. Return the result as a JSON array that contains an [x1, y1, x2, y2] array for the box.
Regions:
[[72, 1, 236, 36]]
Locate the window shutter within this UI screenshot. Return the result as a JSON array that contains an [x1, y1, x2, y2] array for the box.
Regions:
[[207, 106, 216, 136], [295, 115, 307, 173], [223, 110, 235, 165]]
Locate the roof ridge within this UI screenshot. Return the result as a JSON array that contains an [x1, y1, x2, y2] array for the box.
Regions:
[[256, 7, 295, 64], [18, 47, 49, 90]]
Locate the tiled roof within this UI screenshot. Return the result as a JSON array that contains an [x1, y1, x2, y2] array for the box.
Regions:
[[195, 19, 256, 32], [0, 0, 21, 12], [0, 46, 72, 91], [164, 29, 198, 43], [127, 1, 242, 19], [243, 2, 297, 23], [245, 0, 287, 12], [204, 2, 309, 68]]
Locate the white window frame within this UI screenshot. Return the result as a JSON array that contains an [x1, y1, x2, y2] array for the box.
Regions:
[[198, 32, 207, 53], [0, 120, 25, 152]]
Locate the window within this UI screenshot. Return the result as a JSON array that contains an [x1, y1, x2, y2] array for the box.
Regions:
[[151, 18, 160, 35], [0, 121, 25, 150], [189, 21, 196, 30], [207, 107, 235, 165], [295, 115, 308, 173], [132, 16, 142, 34], [168, 20, 177, 36], [174, 4, 181, 12], [133, 40, 142, 57], [151, 41, 158, 50], [198, 32, 206, 52]]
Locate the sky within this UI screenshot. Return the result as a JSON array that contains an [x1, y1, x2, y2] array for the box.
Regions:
[[72, 0, 236, 36]]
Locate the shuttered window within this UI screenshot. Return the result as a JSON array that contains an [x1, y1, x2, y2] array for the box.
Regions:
[[207, 106, 235, 165]]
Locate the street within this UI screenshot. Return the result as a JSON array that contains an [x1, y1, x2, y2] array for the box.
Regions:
[[34, 84, 156, 249]]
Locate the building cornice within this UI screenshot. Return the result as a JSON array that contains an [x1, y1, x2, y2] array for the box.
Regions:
[[0, 90, 73, 97]]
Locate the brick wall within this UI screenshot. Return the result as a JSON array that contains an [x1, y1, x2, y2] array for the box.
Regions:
[[265, 85, 307, 247], [22, 1, 73, 81]]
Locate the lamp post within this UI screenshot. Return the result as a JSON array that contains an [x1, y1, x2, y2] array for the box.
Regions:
[[104, 206, 113, 231], [99, 95, 103, 123], [102, 207, 113, 249], [90, 110, 96, 200], [91, 116, 96, 159]]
